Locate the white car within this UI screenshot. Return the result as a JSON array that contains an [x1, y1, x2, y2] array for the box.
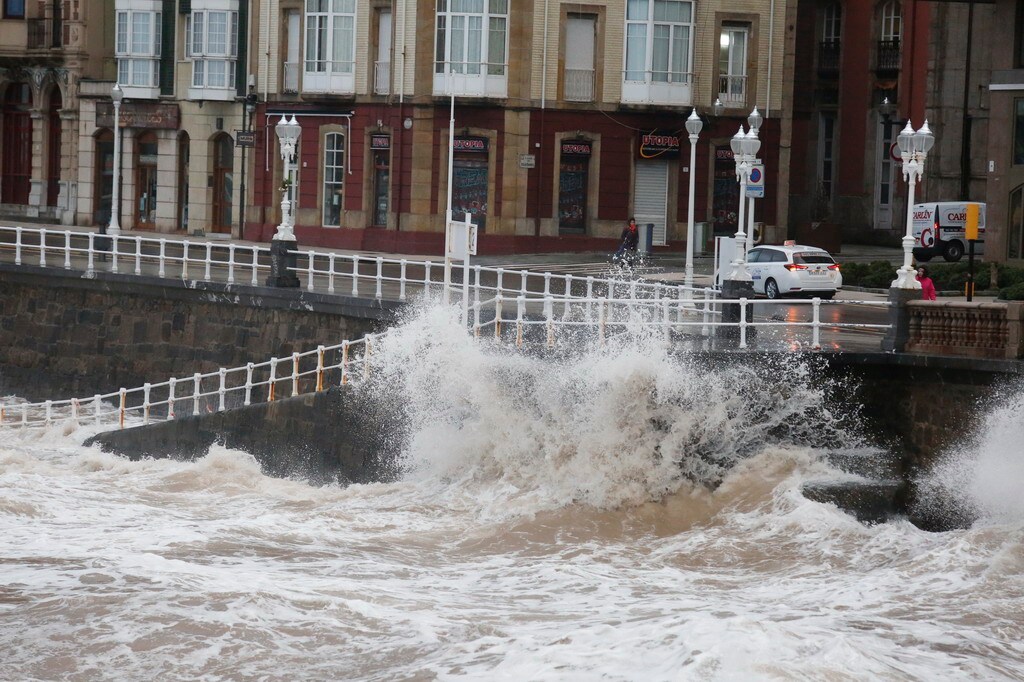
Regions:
[[745, 244, 842, 299]]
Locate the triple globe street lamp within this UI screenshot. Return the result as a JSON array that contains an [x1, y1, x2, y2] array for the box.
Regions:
[[267, 113, 302, 287], [107, 83, 124, 237], [893, 119, 935, 288], [727, 122, 761, 281]]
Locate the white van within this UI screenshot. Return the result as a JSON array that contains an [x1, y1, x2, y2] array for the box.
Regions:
[[911, 202, 986, 263]]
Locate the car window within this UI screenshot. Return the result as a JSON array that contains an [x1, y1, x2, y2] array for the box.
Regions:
[[747, 249, 765, 263], [769, 250, 788, 263], [795, 253, 835, 264]]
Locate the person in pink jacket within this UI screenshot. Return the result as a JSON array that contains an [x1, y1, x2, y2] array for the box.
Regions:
[[917, 266, 937, 301]]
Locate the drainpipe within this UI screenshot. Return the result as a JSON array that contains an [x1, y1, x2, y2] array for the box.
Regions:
[[535, 0, 549, 239], [958, 4, 974, 201], [766, 0, 775, 118]]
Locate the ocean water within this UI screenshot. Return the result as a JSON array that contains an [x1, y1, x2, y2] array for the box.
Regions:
[[2, 305, 1023, 681]]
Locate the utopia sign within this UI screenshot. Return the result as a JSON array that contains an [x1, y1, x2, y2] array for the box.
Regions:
[[97, 101, 181, 130]]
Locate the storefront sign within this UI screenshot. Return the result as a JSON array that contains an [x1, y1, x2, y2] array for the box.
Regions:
[[97, 101, 181, 130], [453, 136, 489, 153], [235, 130, 256, 147], [638, 130, 680, 159], [370, 134, 391, 150], [519, 154, 536, 169], [561, 141, 592, 156]]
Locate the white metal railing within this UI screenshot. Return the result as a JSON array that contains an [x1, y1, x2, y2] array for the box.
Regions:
[[718, 75, 747, 105], [0, 333, 381, 431], [283, 62, 300, 92], [564, 68, 594, 102], [374, 60, 391, 95], [0, 225, 714, 307]]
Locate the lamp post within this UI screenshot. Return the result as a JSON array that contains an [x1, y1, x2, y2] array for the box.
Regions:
[[238, 91, 257, 239], [745, 106, 763, 255], [108, 83, 123, 236], [728, 125, 754, 281], [892, 120, 935, 288], [684, 108, 703, 290], [267, 114, 301, 287]]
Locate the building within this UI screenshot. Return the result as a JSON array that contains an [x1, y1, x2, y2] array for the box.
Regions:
[[0, 0, 105, 225], [245, 0, 792, 255]]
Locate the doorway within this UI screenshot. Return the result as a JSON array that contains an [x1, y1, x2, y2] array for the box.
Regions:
[[1, 83, 32, 205], [212, 134, 234, 234], [135, 132, 158, 229], [47, 89, 62, 207], [634, 160, 669, 245]]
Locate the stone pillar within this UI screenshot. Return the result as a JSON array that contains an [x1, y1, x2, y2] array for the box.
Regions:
[[28, 111, 45, 216], [881, 288, 918, 353], [717, 279, 757, 346]]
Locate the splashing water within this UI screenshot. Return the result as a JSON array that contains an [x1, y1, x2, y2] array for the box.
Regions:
[[2, 301, 1024, 680]]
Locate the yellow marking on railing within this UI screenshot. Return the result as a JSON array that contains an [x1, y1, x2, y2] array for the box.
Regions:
[[119, 390, 126, 430], [316, 348, 325, 392], [341, 343, 350, 385]]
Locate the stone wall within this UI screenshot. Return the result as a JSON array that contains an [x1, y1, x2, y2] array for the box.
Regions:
[[0, 263, 402, 401]]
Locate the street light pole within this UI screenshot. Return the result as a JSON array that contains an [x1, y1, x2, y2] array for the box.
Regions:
[[745, 107, 763, 255], [267, 114, 301, 287], [728, 126, 752, 281], [684, 108, 703, 290], [892, 120, 935, 288], [108, 83, 123, 236], [238, 91, 256, 239]]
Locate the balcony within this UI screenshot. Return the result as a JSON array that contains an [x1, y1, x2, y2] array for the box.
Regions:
[[26, 15, 62, 50], [303, 59, 355, 95], [374, 60, 390, 95], [433, 61, 508, 98], [718, 74, 747, 107], [283, 62, 299, 93], [876, 40, 901, 76], [564, 68, 594, 102], [818, 41, 840, 78], [621, 70, 691, 106]]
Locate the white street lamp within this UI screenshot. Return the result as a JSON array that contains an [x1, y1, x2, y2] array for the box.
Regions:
[[747, 106, 763, 134], [684, 108, 703, 290], [728, 125, 752, 281], [108, 83, 123, 235], [892, 119, 935, 288], [744, 122, 761, 255], [273, 114, 301, 241]]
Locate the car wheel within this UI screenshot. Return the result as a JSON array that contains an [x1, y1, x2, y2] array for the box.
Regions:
[[765, 279, 780, 300], [818, 292, 835, 300], [942, 241, 964, 262], [915, 253, 933, 263]]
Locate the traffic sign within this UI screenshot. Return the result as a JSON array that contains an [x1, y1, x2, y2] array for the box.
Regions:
[[746, 163, 765, 198]]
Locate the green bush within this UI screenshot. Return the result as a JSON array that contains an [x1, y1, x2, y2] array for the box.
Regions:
[[839, 260, 1024, 293], [997, 282, 1024, 301], [839, 260, 900, 288], [922, 262, 992, 293]]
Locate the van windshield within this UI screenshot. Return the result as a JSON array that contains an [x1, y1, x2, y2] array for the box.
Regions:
[[795, 253, 835, 264]]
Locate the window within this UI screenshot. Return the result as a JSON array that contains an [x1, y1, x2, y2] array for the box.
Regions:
[[1017, 0, 1024, 68], [822, 3, 841, 42], [718, 24, 748, 105], [3, 0, 25, 19], [284, 10, 300, 92], [434, 0, 508, 96], [304, 0, 356, 93], [564, 15, 596, 102], [819, 112, 836, 200], [623, 0, 693, 104], [1009, 185, 1023, 260], [323, 132, 345, 227], [559, 140, 591, 233], [116, 10, 161, 89], [880, 1, 901, 41], [187, 11, 238, 89]]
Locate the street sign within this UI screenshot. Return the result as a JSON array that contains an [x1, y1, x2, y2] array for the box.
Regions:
[[448, 216, 478, 260], [746, 163, 765, 198], [235, 130, 256, 147], [519, 154, 536, 169]]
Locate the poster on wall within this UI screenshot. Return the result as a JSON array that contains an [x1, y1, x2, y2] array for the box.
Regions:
[[713, 146, 739, 235], [559, 161, 587, 232], [453, 158, 488, 231]]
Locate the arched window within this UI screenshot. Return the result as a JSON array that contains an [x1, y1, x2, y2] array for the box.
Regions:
[[880, 0, 901, 42], [323, 132, 345, 226]]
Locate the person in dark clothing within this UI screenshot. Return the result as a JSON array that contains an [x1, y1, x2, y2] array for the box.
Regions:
[[614, 218, 640, 261]]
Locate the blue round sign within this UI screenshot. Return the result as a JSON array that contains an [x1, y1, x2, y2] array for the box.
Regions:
[[749, 167, 762, 183]]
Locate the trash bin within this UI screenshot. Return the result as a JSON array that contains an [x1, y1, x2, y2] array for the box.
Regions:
[[638, 223, 655, 255]]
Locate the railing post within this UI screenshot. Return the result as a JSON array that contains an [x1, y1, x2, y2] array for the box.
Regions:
[[495, 294, 503, 339], [63, 231, 71, 269], [158, 239, 166, 278], [228, 244, 236, 284], [516, 295, 524, 347], [268, 359, 277, 401], [375, 257, 384, 299], [586, 277, 594, 321], [543, 272, 551, 299], [45, 399, 52, 424], [181, 240, 190, 279], [546, 296, 555, 348], [292, 352, 300, 396], [134, 236, 142, 275], [143, 383, 151, 424], [71, 398, 79, 422], [14, 226, 22, 265], [86, 232, 95, 275], [739, 297, 749, 350], [204, 242, 213, 281], [812, 297, 822, 350], [244, 363, 253, 405], [599, 297, 607, 346], [251, 246, 260, 286], [93, 394, 101, 426], [328, 253, 337, 294], [219, 368, 227, 411], [118, 388, 127, 429], [520, 270, 528, 297], [363, 335, 373, 380], [193, 373, 202, 415], [341, 341, 350, 385], [702, 288, 711, 337], [563, 274, 572, 319], [351, 256, 359, 296], [399, 259, 407, 300], [168, 377, 176, 419], [308, 252, 316, 291], [316, 345, 325, 391], [424, 261, 432, 298], [662, 297, 671, 344], [38, 228, 46, 267], [496, 267, 504, 295]]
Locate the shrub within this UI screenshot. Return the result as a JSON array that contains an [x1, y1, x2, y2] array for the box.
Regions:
[[838, 260, 899, 288], [997, 282, 1024, 301]]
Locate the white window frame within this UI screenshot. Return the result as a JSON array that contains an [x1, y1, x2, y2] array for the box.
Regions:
[[115, 9, 162, 94], [622, 0, 693, 105], [433, 0, 508, 97], [186, 10, 239, 98], [322, 132, 345, 227], [303, 0, 357, 94], [718, 24, 748, 106], [822, 2, 841, 43], [881, 1, 902, 42]]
